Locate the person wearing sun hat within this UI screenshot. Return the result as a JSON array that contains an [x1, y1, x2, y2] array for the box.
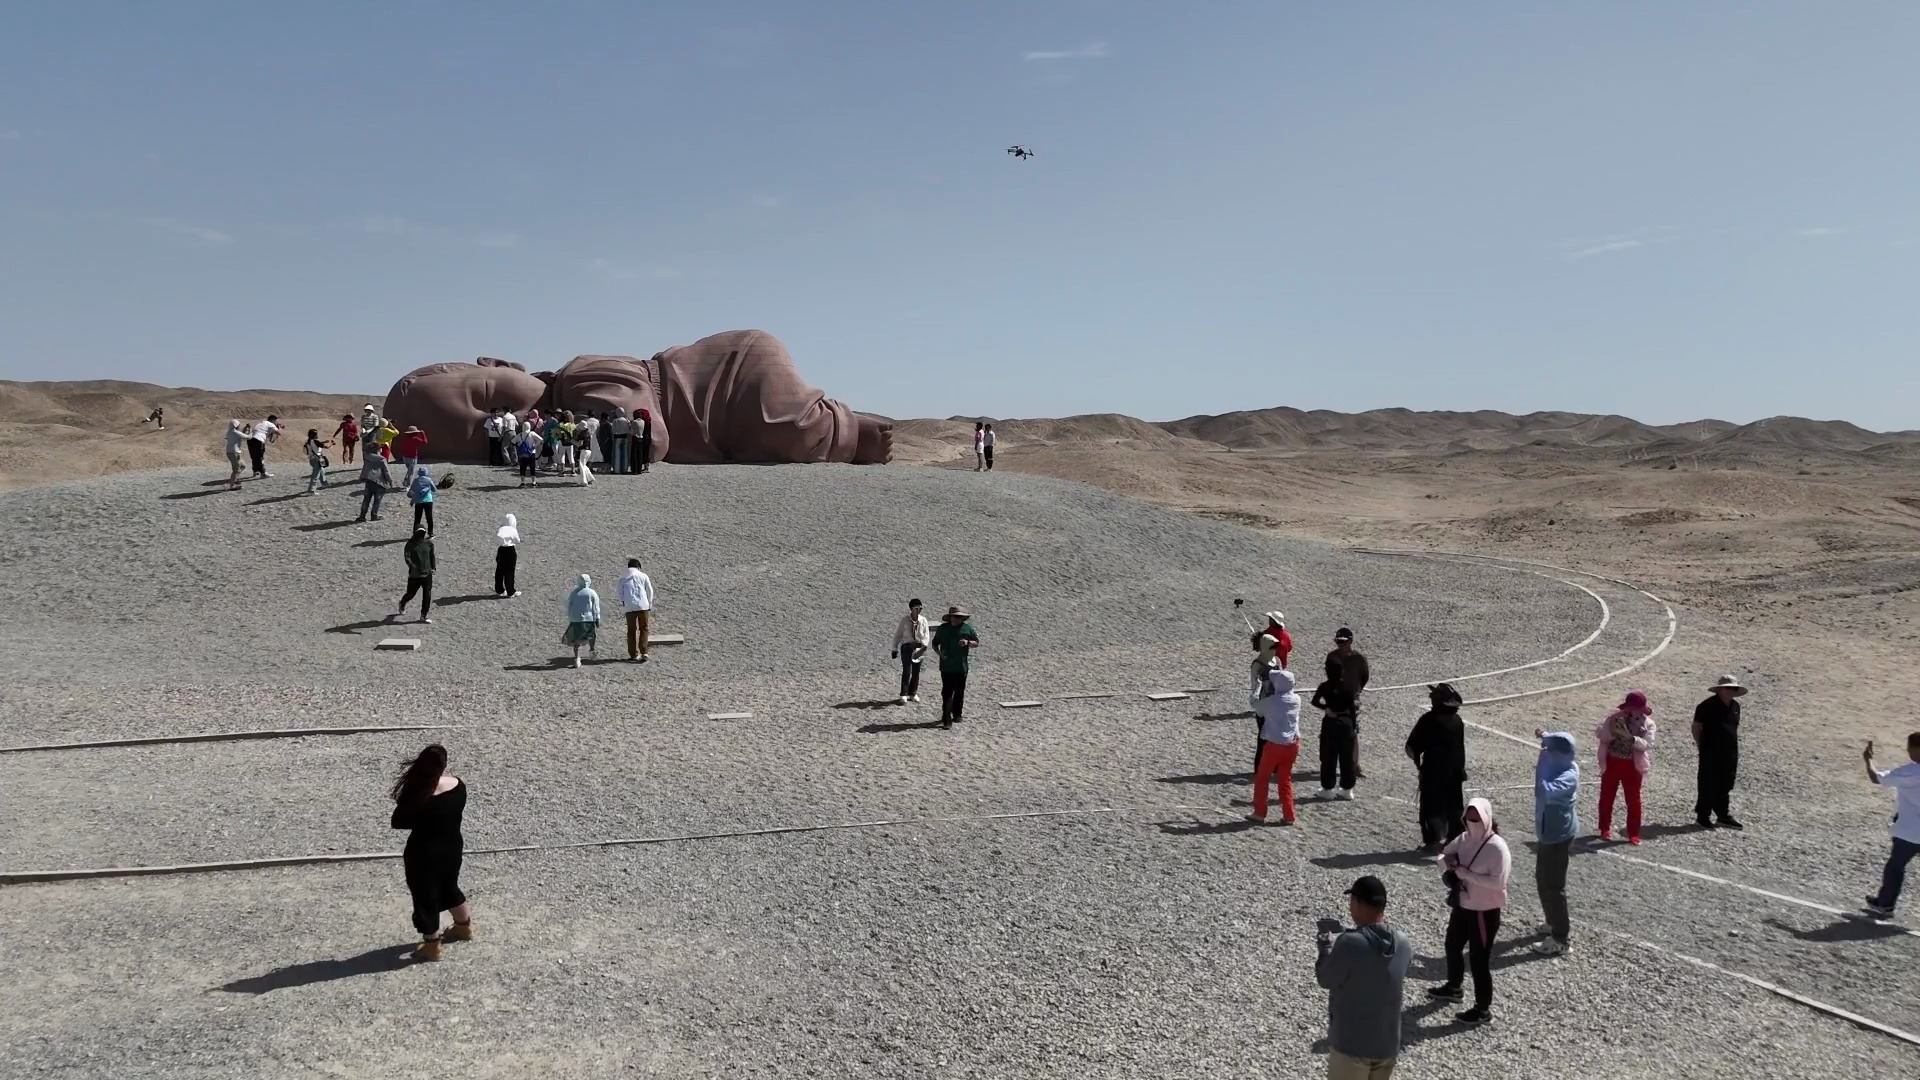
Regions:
[[1595, 690, 1658, 843], [930, 605, 980, 728], [1692, 675, 1747, 829]]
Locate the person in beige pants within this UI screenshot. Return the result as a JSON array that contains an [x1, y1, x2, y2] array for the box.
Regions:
[[619, 558, 655, 662]]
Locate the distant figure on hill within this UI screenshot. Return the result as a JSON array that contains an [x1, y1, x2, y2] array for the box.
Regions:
[[1327, 628, 1371, 778], [890, 598, 930, 704], [1312, 661, 1360, 800], [397, 425, 429, 487], [1595, 690, 1656, 844], [973, 422, 985, 471], [394, 527, 435, 624], [930, 605, 980, 728], [142, 406, 164, 429], [1862, 732, 1920, 918], [620, 558, 654, 662], [563, 573, 602, 668], [1692, 676, 1746, 830], [1405, 683, 1467, 851], [247, 414, 279, 478], [494, 514, 520, 597], [302, 428, 332, 494], [389, 743, 471, 962], [357, 449, 394, 522], [408, 465, 439, 537], [983, 424, 996, 470], [223, 420, 247, 490], [334, 414, 359, 464]]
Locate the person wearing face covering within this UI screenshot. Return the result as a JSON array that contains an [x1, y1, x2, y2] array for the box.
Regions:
[[494, 515, 520, 597], [1405, 684, 1468, 851], [563, 574, 601, 668], [1428, 796, 1510, 1025], [408, 465, 439, 537], [1595, 691, 1657, 844], [1531, 730, 1580, 956], [1248, 667, 1302, 825]]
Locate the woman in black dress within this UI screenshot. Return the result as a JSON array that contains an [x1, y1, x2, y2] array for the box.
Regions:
[[390, 744, 471, 961]]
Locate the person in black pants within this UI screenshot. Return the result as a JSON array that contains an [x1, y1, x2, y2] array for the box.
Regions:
[[1693, 675, 1747, 828], [390, 744, 472, 962], [395, 528, 435, 624], [1405, 683, 1468, 850], [494, 514, 519, 597], [1312, 661, 1359, 799], [1430, 798, 1510, 1025], [929, 605, 979, 728], [635, 408, 654, 473], [890, 599, 929, 703]]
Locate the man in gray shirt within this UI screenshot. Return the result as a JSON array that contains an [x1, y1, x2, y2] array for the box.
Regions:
[[1315, 875, 1412, 1079]]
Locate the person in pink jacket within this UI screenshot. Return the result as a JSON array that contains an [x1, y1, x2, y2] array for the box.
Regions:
[[1428, 796, 1510, 1025], [1595, 690, 1657, 844]]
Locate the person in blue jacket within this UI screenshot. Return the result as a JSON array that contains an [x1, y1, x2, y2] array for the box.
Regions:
[[1532, 728, 1580, 955], [408, 464, 439, 537]]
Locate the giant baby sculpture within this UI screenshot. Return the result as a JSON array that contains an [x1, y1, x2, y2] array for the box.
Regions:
[[381, 329, 892, 465]]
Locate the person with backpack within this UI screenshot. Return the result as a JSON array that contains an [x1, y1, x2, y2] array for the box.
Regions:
[[515, 424, 541, 488], [1428, 797, 1510, 1026]]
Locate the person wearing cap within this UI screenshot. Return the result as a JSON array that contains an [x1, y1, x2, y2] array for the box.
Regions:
[[397, 425, 430, 488], [1862, 732, 1920, 918], [1595, 690, 1657, 844], [1404, 684, 1468, 850], [482, 407, 505, 466], [929, 606, 980, 728], [1248, 611, 1293, 770], [1327, 628, 1371, 778], [1692, 675, 1747, 829], [1316, 874, 1411, 1078], [1531, 727, 1579, 956], [1311, 661, 1360, 800]]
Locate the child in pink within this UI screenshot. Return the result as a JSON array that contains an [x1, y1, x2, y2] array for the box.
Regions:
[[1594, 690, 1657, 843]]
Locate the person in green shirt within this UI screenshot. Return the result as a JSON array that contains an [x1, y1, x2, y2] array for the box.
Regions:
[[929, 605, 980, 728]]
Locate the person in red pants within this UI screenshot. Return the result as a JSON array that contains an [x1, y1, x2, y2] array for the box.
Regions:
[[1594, 690, 1657, 843], [1249, 667, 1302, 825]]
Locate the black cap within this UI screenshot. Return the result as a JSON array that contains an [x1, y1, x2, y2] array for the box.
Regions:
[[1345, 875, 1388, 907], [1334, 627, 1354, 642]]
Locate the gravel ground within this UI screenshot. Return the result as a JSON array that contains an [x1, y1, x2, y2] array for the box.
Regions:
[[1, 464, 1915, 1077]]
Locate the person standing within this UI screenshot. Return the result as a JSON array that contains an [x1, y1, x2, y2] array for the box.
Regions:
[[1328, 628, 1371, 777], [563, 573, 601, 668], [334, 413, 359, 464], [224, 419, 248, 490], [1428, 797, 1510, 1025], [389, 744, 472, 962], [356, 445, 394, 522], [1595, 690, 1657, 844], [891, 599, 930, 703], [1531, 729, 1579, 956], [553, 413, 575, 472], [1863, 733, 1920, 918], [608, 407, 631, 474], [397, 425, 429, 487], [302, 429, 332, 493], [983, 424, 996, 470], [595, 410, 613, 467], [1316, 875, 1411, 1080], [930, 605, 979, 728], [972, 422, 986, 471], [408, 464, 439, 537], [395, 528, 435, 623], [1249, 667, 1302, 825], [620, 558, 654, 662], [483, 408, 504, 466], [634, 408, 654, 473], [494, 515, 520, 597], [515, 424, 540, 488], [575, 421, 595, 486], [1404, 684, 1467, 851], [247, 414, 279, 477], [1692, 675, 1746, 829], [1312, 662, 1359, 800]]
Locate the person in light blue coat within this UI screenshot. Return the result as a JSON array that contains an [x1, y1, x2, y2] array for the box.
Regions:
[[1532, 729, 1580, 955], [408, 465, 439, 537], [562, 574, 601, 668]]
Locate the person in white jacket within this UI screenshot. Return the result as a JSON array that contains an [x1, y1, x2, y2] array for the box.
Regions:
[[1248, 667, 1302, 825], [1428, 796, 1511, 1026], [619, 558, 655, 662], [890, 599, 931, 703]]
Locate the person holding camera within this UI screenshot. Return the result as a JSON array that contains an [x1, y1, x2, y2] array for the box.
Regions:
[[1428, 797, 1510, 1025], [1316, 875, 1411, 1079]]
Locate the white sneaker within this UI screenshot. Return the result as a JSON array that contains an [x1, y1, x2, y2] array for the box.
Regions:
[[898, 695, 909, 704], [1532, 938, 1567, 956], [1316, 788, 1335, 801], [573, 656, 583, 669], [910, 695, 921, 703], [1336, 789, 1356, 801]]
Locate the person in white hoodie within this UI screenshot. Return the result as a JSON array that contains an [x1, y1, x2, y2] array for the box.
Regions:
[[494, 515, 520, 597], [890, 599, 931, 704], [1248, 667, 1302, 825], [1428, 796, 1511, 1026], [619, 558, 655, 662]]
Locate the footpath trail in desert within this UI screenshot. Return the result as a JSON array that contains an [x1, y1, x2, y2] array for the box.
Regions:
[[1, 464, 1915, 1078]]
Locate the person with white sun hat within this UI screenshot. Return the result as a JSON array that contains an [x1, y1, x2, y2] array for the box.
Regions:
[[1692, 675, 1747, 830]]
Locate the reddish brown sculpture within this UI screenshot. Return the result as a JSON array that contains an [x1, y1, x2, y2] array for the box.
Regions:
[[381, 330, 891, 465]]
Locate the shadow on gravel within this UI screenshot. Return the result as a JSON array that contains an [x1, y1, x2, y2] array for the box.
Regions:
[[1409, 941, 1554, 983], [214, 944, 415, 994], [1193, 711, 1255, 722], [292, 520, 358, 532], [247, 491, 314, 506], [857, 719, 945, 734], [435, 594, 500, 607], [471, 483, 574, 493], [161, 488, 228, 500], [1309, 849, 1433, 871], [503, 656, 625, 671], [1155, 771, 1250, 786], [1395, 999, 1475, 1048], [327, 619, 396, 635], [354, 538, 407, 548], [1763, 915, 1911, 943], [834, 699, 905, 710], [1156, 816, 1260, 836]]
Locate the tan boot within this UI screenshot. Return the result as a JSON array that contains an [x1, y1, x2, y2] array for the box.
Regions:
[[411, 938, 442, 962], [443, 921, 473, 942]]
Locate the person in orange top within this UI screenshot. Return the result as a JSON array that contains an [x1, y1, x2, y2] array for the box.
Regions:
[[333, 413, 360, 464], [397, 426, 430, 486]]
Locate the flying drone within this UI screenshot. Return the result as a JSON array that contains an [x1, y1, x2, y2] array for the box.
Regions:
[[1006, 145, 1034, 160]]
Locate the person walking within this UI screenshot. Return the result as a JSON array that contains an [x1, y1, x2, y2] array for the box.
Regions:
[[1328, 628, 1371, 778], [389, 744, 471, 962], [408, 464, 439, 536], [1863, 733, 1920, 918], [1312, 662, 1360, 800], [1428, 797, 1510, 1025], [483, 408, 504, 466], [983, 423, 996, 470], [395, 528, 435, 623], [553, 413, 576, 472], [247, 414, 279, 477], [142, 406, 166, 429], [634, 408, 654, 473], [575, 421, 595, 486], [1316, 875, 1411, 1079], [620, 558, 654, 662], [1249, 667, 1302, 825], [494, 515, 520, 597], [608, 407, 631, 474], [1531, 729, 1579, 956], [890, 599, 931, 703], [1692, 675, 1746, 829], [356, 445, 395, 522], [515, 424, 541, 488], [302, 429, 332, 493], [1405, 684, 1468, 851], [224, 419, 248, 490], [334, 413, 359, 464], [972, 422, 985, 471], [563, 573, 601, 668], [930, 605, 979, 728], [397, 425, 429, 487], [1595, 690, 1657, 844]]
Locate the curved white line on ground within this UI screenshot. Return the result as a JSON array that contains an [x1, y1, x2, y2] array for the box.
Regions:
[[0, 724, 455, 755], [1366, 563, 1611, 692]]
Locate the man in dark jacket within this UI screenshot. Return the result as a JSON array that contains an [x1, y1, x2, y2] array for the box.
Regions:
[[395, 528, 436, 624], [1327, 628, 1371, 777], [1693, 675, 1746, 829], [1405, 683, 1467, 850], [1316, 875, 1411, 1078], [1312, 663, 1360, 799]]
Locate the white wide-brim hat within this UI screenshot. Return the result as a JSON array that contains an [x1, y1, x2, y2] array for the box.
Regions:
[[1709, 675, 1747, 696]]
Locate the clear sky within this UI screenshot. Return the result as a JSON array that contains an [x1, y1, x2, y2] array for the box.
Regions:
[[2, 1, 1915, 428]]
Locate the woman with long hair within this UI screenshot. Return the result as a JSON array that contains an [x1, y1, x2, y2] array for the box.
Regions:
[[1429, 797, 1511, 1025], [389, 744, 470, 961]]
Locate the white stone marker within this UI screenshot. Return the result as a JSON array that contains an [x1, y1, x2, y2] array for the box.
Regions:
[[1146, 692, 1192, 701], [707, 711, 753, 721], [376, 639, 422, 651], [999, 700, 1044, 709]]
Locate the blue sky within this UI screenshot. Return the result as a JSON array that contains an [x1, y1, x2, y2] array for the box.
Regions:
[[2, 1, 1915, 428]]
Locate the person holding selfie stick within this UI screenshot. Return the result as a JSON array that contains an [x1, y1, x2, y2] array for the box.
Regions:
[[1863, 733, 1920, 918]]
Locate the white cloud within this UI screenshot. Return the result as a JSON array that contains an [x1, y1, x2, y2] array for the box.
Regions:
[[141, 217, 234, 248], [1562, 227, 1683, 261], [1024, 41, 1108, 61]]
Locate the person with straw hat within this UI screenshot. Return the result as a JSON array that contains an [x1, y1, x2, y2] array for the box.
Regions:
[[929, 605, 980, 729], [1691, 675, 1747, 830]]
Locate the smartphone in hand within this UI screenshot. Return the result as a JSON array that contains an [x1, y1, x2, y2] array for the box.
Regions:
[[1315, 917, 1343, 936]]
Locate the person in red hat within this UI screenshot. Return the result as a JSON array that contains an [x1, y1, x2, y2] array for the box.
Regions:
[[1594, 690, 1657, 843]]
